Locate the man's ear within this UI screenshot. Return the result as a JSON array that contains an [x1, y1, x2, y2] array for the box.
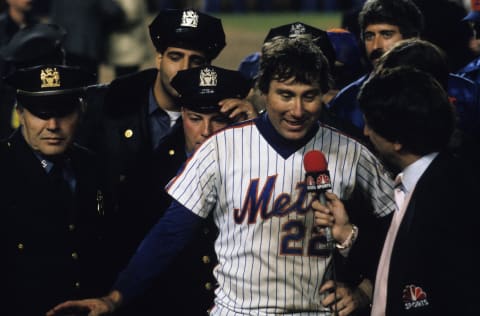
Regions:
[[155, 52, 163, 70], [15, 104, 25, 126], [393, 141, 403, 152]]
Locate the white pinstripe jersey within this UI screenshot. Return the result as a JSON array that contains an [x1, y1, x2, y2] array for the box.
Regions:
[[167, 118, 395, 315]]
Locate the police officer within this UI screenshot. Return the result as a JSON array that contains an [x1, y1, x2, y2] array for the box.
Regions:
[[0, 22, 67, 139], [0, 64, 108, 316]]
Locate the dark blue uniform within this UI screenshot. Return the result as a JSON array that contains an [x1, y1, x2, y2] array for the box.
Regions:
[[328, 72, 480, 141], [0, 131, 108, 316]]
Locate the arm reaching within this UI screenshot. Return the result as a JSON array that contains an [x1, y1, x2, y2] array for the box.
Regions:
[[46, 202, 203, 315], [218, 98, 258, 122], [46, 290, 122, 316]]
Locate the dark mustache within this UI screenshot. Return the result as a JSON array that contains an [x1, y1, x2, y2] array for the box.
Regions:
[[369, 49, 385, 61]]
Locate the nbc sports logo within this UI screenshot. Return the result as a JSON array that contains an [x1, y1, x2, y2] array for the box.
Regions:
[[402, 284, 429, 310]]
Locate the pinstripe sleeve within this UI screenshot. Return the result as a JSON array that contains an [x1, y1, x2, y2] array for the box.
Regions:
[[356, 146, 396, 217], [167, 138, 220, 218]]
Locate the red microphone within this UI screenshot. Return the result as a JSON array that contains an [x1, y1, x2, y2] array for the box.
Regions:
[[303, 150, 333, 248]]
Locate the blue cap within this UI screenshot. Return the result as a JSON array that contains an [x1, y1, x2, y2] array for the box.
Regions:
[[237, 52, 260, 82], [326, 28, 362, 66]]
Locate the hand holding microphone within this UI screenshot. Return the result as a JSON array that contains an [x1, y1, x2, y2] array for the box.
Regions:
[[303, 150, 352, 250]]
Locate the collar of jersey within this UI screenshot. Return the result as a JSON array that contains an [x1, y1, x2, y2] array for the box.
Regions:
[[255, 113, 319, 159]]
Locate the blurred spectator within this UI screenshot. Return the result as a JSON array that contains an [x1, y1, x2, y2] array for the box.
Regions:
[[457, 0, 480, 84], [49, 0, 124, 77], [0, 0, 38, 47], [106, 0, 151, 78], [413, 0, 474, 73]]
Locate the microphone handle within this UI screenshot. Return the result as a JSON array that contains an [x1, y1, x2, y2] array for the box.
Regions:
[[318, 190, 334, 249]]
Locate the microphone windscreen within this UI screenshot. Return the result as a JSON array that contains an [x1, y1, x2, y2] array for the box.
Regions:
[[303, 150, 328, 172]]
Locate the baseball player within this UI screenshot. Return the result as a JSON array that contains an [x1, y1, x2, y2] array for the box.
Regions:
[[47, 37, 395, 316]]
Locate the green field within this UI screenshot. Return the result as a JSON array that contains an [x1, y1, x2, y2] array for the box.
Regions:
[[214, 12, 342, 69]]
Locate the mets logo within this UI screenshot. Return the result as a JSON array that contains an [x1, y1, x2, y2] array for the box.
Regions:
[[402, 284, 429, 310]]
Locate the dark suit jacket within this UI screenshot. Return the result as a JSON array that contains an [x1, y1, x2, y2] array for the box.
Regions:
[[381, 151, 477, 315], [0, 130, 109, 316]]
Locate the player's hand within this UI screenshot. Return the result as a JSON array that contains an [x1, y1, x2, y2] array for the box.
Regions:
[[46, 291, 121, 316], [312, 192, 352, 243], [218, 98, 258, 122], [319, 280, 371, 316]]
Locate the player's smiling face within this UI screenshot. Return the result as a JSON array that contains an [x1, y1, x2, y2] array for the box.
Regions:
[[265, 78, 322, 141]]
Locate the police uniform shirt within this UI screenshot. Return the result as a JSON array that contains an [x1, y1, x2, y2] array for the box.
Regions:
[[147, 88, 181, 150]]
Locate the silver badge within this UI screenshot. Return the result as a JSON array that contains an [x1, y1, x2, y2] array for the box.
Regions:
[[199, 68, 217, 87], [181, 10, 199, 28], [289, 23, 307, 38]]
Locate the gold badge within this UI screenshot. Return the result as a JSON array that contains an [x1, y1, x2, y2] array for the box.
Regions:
[[181, 10, 199, 28], [199, 68, 217, 87], [289, 23, 307, 37], [124, 129, 133, 138], [40, 67, 61, 88]]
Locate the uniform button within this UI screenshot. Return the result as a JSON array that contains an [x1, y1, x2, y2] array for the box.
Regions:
[[17, 243, 24, 250], [71, 252, 79, 260], [205, 282, 213, 290], [202, 255, 211, 264], [119, 175, 126, 182], [68, 224, 75, 232], [7, 141, 11, 147], [74, 281, 80, 288], [168, 149, 175, 156], [124, 129, 133, 138]]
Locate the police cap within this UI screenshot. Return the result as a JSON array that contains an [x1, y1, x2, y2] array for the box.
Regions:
[[171, 65, 250, 113], [5, 65, 95, 119], [264, 22, 336, 68], [149, 9, 226, 60], [0, 23, 66, 68]]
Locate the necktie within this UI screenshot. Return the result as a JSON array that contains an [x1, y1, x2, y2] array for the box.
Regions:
[[371, 173, 407, 316], [49, 161, 73, 200]]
